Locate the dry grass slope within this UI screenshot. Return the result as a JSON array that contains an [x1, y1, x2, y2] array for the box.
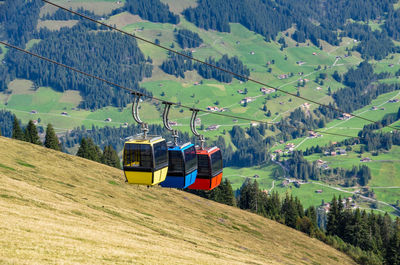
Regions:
[[0, 137, 355, 265]]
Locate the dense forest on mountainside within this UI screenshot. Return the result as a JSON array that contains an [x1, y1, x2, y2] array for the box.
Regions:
[[284, 151, 372, 186], [194, 55, 250, 82], [161, 51, 194, 78], [161, 53, 250, 82], [333, 62, 400, 113], [42, 7, 100, 21], [0, 0, 43, 45], [175, 29, 203, 49], [4, 25, 152, 109], [112, 0, 179, 24], [184, 0, 394, 44], [235, 179, 400, 264]]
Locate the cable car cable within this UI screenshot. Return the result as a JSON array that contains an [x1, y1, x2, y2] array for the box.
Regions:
[[41, 0, 400, 131], [0, 40, 385, 141]]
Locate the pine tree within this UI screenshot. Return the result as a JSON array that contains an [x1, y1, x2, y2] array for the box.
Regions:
[[44, 123, 61, 151], [102, 145, 121, 169], [12, 115, 24, 140], [76, 137, 102, 162], [24, 120, 42, 145]]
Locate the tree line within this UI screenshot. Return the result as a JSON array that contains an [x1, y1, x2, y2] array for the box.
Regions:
[[4, 24, 153, 110], [161, 52, 250, 82], [175, 29, 203, 49], [8, 114, 120, 169], [112, 0, 179, 24], [283, 151, 372, 187]]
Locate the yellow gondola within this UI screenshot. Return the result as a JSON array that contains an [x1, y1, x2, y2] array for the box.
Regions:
[[123, 135, 168, 185], [123, 93, 168, 185]]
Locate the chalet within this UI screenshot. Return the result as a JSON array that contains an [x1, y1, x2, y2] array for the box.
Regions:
[[303, 79, 309, 82], [360, 157, 372, 162], [298, 72, 304, 76], [122, 122, 129, 128], [30, 110, 38, 114], [274, 149, 283, 154], [236, 41, 240, 45], [316, 86, 322, 90], [191, 50, 196, 53], [380, 107, 385, 110], [260, 87, 275, 94], [253, 174, 260, 178], [315, 190, 323, 193], [233, 119, 238, 123], [237, 89, 245, 94], [240, 97, 255, 104], [296, 61, 305, 65], [61, 112, 68, 116], [312, 52, 317, 55], [389, 64, 394, 68], [285, 143, 295, 150], [250, 51, 255, 55], [302, 102, 311, 109], [330, 151, 337, 156], [339, 113, 352, 120], [33, 120, 38, 125], [195, 118, 201, 126], [206, 124, 220, 131], [207, 106, 218, 112], [309, 131, 318, 138], [168, 121, 178, 126], [251, 122, 259, 127], [193, 81, 200, 85], [105, 118, 112, 122], [323, 203, 331, 213], [388, 99, 400, 103], [278, 74, 289, 80], [371, 106, 378, 110], [116, 1, 122, 4]]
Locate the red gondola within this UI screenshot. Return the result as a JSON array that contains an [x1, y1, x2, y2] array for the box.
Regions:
[[188, 146, 223, 190], [187, 109, 223, 191]]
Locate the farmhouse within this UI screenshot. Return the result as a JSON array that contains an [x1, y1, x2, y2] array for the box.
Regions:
[[315, 190, 323, 193], [301, 102, 311, 109], [274, 149, 283, 154], [240, 97, 255, 104], [278, 74, 289, 80], [168, 121, 178, 126], [30, 110, 38, 114], [237, 89, 246, 94], [339, 113, 352, 120], [285, 143, 295, 150], [388, 99, 400, 103], [206, 124, 220, 131], [61, 112, 68, 116], [360, 157, 372, 162], [105, 118, 112, 122], [260, 87, 275, 94], [296, 61, 305, 65]]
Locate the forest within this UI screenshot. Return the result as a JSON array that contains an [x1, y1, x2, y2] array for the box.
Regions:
[[161, 53, 250, 82], [112, 0, 179, 24], [175, 29, 203, 49], [4, 24, 153, 109], [283, 151, 372, 186]]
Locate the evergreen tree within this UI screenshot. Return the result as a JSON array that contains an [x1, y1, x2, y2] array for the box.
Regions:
[[102, 145, 121, 169], [76, 137, 102, 162], [24, 120, 41, 145], [12, 115, 24, 140], [44, 123, 61, 151]]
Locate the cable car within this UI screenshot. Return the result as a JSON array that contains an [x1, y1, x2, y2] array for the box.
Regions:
[[160, 142, 198, 189], [188, 146, 223, 191], [123, 93, 168, 185], [123, 135, 169, 185]]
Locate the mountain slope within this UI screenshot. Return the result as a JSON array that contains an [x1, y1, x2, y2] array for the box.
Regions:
[[0, 136, 355, 264]]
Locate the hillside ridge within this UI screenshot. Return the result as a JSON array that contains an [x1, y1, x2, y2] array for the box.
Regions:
[[0, 136, 355, 264]]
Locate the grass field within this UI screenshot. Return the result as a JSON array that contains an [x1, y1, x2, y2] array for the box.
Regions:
[[0, 137, 355, 264]]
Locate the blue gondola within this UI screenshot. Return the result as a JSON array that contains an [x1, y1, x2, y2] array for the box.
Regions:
[[160, 142, 198, 188], [160, 102, 198, 189]]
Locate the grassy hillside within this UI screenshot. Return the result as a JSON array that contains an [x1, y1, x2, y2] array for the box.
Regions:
[[0, 136, 355, 264]]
